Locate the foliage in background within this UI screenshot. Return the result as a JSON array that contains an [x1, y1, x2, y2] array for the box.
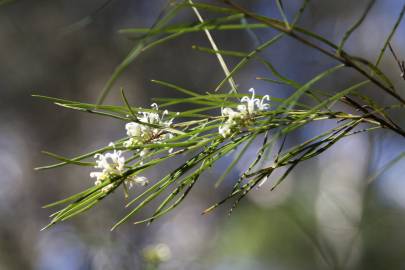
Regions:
[[35, 0, 405, 231]]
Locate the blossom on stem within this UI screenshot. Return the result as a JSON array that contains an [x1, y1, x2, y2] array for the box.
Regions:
[[90, 147, 148, 192], [125, 175, 149, 188], [101, 183, 115, 193], [123, 104, 175, 152], [90, 149, 125, 186], [219, 88, 270, 138]]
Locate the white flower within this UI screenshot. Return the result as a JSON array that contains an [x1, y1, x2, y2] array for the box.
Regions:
[[125, 175, 149, 188], [219, 88, 270, 138], [239, 88, 270, 115], [90, 148, 149, 192], [123, 137, 136, 148], [139, 149, 148, 157], [101, 183, 114, 193], [257, 95, 270, 111], [90, 172, 107, 185], [218, 122, 233, 138], [124, 103, 175, 148], [94, 150, 125, 174], [90, 149, 125, 191], [125, 122, 143, 138], [221, 107, 239, 125]]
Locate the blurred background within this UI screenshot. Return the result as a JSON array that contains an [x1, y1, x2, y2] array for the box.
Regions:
[[0, 0, 404, 269]]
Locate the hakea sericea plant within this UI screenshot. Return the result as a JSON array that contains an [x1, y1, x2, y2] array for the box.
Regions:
[[35, 0, 405, 230]]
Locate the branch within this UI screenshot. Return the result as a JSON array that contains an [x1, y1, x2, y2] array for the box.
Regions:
[[220, 0, 405, 104]]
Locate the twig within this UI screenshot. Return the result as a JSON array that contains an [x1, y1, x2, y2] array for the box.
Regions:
[[375, 5, 405, 67], [341, 96, 405, 137], [189, 0, 238, 93], [337, 0, 376, 55], [220, 0, 405, 105], [388, 42, 405, 80]]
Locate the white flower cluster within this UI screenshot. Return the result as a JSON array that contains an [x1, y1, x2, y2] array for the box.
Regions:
[[219, 88, 270, 138], [90, 144, 148, 193], [124, 103, 175, 156], [90, 149, 125, 185], [89, 104, 176, 193]]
